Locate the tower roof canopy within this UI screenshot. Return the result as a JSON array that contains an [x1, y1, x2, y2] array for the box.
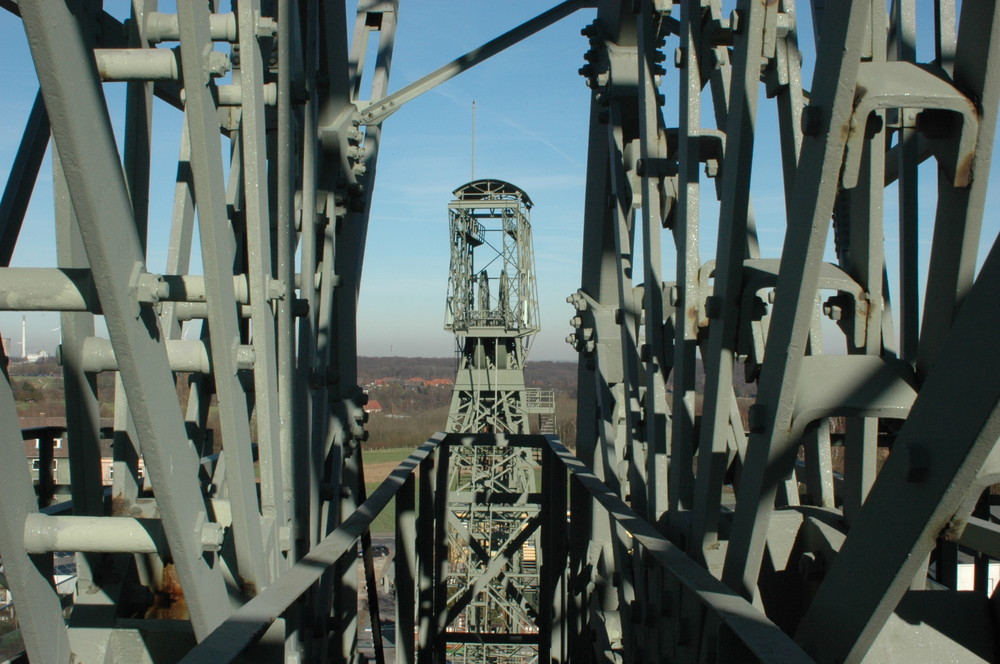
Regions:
[[452, 179, 533, 209]]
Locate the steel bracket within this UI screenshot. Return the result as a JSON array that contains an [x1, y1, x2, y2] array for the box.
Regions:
[[843, 61, 978, 189]]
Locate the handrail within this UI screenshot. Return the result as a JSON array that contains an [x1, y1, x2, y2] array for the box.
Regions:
[[177, 434, 444, 664], [523, 388, 555, 410], [544, 436, 813, 663], [177, 431, 811, 663]]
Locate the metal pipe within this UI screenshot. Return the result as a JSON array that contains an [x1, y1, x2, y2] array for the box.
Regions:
[[181, 83, 277, 107], [0, 268, 255, 311], [24, 514, 164, 554], [77, 337, 254, 373], [0, 267, 98, 312], [24, 514, 225, 554], [94, 48, 229, 81], [145, 12, 239, 43], [173, 300, 308, 321]]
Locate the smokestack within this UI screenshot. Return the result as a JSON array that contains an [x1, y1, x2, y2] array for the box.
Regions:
[[21, 315, 26, 360]]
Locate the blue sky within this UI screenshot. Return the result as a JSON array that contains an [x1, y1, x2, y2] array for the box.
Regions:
[[1, 1, 998, 362]]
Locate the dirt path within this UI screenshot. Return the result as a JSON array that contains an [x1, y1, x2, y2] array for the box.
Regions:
[[363, 460, 400, 484]]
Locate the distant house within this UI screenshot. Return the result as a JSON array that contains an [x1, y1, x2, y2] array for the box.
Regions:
[[24, 434, 145, 491], [365, 399, 383, 414], [425, 378, 454, 388], [23, 437, 71, 486], [405, 377, 426, 388]]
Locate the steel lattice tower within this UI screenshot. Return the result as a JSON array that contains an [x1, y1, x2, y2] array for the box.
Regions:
[[443, 180, 542, 663], [445, 180, 539, 436]]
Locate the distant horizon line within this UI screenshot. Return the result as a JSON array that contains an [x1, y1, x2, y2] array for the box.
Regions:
[[357, 355, 578, 365], [6, 352, 579, 365]]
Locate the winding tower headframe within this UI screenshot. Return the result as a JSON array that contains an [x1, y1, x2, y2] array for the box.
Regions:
[[444, 179, 543, 663], [445, 179, 539, 434]]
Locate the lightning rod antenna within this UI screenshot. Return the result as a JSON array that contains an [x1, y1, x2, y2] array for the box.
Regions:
[[471, 99, 476, 181]]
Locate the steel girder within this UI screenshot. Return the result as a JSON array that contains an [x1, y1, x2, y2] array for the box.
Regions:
[[3, 0, 399, 661], [2, 0, 1000, 663], [565, 0, 1000, 662]]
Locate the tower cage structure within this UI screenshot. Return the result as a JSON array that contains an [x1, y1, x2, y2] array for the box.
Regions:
[[444, 180, 544, 663], [444, 179, 540, 436]]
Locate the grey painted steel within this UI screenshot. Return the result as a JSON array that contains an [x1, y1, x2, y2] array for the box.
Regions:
[[396, 474, 418, 664], [918, 0, 1000, 380], [0, 268, 261, 312], [0, 90, 48, 267], [19, 0, 232, 644], [416, 452, 436, 662], [355, 448, 387, 664], [443, 180, 543, 663], [0, 356, 71, 663], [275, 0, 297, 568], [538, 445, 568, 662], [53, 129, 117, 663], [178, 437, 442, 664], [359, 0, 592, 125], [797, 215, 1000, 661], [77, 337, 253, 374], [20, 514, 218, 555], [236, 0, 287, 570], [721, 1, 872, 599], [689, 0, 769, 559], [176, 0, 269, 594], [892, 0, 921, 364], [548, 435, 812, 663], [670, 0, 701, 522], [636, 0, 670, 528], [4, 1, 1000, 662]]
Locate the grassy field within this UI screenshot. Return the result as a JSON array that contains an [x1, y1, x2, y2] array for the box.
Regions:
[[365, 482, 396, 535], [362, 447, 417, 466], [362, 447, 418, 534]]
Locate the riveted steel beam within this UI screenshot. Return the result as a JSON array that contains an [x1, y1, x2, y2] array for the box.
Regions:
[[19, 0, 232, 639], [0, 90, 48, 267], [796, 212, 1000, 664], [359, 0, 592, 126], [721, 1, 872, 601], [0, 354, 71, 663], [176, 0, 268, 594]]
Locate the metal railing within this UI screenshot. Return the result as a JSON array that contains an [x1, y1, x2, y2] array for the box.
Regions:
[[36, 425, 1000, 661], [175, 432, 811, 663], [33, 427, 1000, 660], [178, 434, 443, 664], [524, 388, 555, 412]]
